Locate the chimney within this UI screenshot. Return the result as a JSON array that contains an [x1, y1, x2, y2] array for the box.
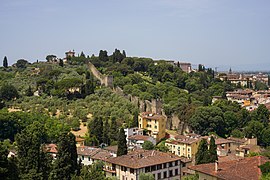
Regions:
[[215, 160, 218, 171]]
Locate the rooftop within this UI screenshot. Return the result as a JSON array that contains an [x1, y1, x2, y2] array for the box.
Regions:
[[141, 112, 165, 120], [189, 156, 269, 180], [128, 135, 153, 141], [104, 145, 118, 153], [106, 149, 181, 169]]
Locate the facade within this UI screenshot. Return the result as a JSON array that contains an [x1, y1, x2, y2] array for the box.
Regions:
[[124, 127, 144, 143], [165, 134, 201, 159], [77, 146, 113, 165], [104, 150, 182, 180], [177, 62, 192, 73], [189, 156, 269, 180], [138, 112, 166, 142], [65, 50, 75, 58], [128, 135, 156, 149]]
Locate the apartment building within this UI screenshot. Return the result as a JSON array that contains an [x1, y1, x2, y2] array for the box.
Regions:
[[138, 112, 166, 142], [165, 134, 201, 159], [104, 149, 182, 180]]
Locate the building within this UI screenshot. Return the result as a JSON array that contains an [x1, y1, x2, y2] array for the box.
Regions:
[[128, 135, 156, 149], [104, 149, 182, 180], [189, 156, 269, 180], [104, 145, 118, 157], [77, 146, 113, 165], [138, 112, 166, 142], [177, 62, 192, 73], [165, 134, 201, 159], [65, 50, 75, 58], [124, 127, 144, 143]]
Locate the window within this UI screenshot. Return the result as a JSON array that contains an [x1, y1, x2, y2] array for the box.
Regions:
[[155, 120, 157, 124], [175, 169, 179, 175], [151, 165, 156, 171], [157, 164, 162, 170], [155, 125, 157, 129], [139, 124, 141, 128], [88, 157, 90, 161], [182, 163, 186, 167], [145, 166, 151, 173], [175, 161, 178, 166], [169, 162, 173, 167], [130, 168, 134, 174], [82, 156, 84, 160], [158, 173, 161, 179], [188, 148, 190, 152], [163, 171, 167, 178], [163, 163, 167, 168], [122, 175, 124, 180], [169, 170, 173, 177]]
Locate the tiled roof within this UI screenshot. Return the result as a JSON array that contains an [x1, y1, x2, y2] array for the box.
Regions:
[[77, 146, 100, 156], [189, 156, 269, 180], [106, 149, 181, 169], [141, 112, 165, 120], [227, 137, 246, 144], [128, 135, 152, 141], [104, 145, 118, 153]]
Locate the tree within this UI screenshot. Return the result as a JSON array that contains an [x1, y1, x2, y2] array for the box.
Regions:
[[117, 127, 127, 156], [50, 132, 79, 179], [0, 142, 9, 179], [195, 138, 210, 165], [3, 56, 8, 68], [259, 162, 270, 177], [102, 118, 110, 145], [26, 85, 34, 96], [256, 104, 270, 126], [208, 136, 218, 163], [16, 121, 50, 179], [261, 128, 270, 147], [142, 141, 155, 150], [130, 110, 138, 128], [16, 59, 29, 69], [109, 117, 118, 143], [59, 59, 64, 67], [139, 173, 155, 180], [0, 84, 19, 101]]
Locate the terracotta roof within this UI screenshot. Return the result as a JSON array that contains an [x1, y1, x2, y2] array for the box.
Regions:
[[104, 145, 118, 153], [189, 156, 269, 180], [76, 137, 85, 142], [45, 144, 58, 153], [215, 138, 234, 145], [106, 149, 181, 169], [92, 149, 113, 161], [141, 112, 165, 120], [128, 135, 152, 141], [227, 137, 247, 144], [77, 146, 100, 156]]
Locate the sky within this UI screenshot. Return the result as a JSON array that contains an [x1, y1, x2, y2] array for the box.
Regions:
[[0, 0, 270, 71]]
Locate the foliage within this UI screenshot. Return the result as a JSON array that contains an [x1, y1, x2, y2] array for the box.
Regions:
[[155, 141, 169, 152], [117, 127, 127, 156], [142, 141, 155, 150], [72, 162, 105, 180], [139, 173, 155, 180], [50, 132, 79, 179], [3, 56, 8, 68], [209, 136, 218, 162], [0, 84, 19, 101], [16, 59, 29, 69], [195, 139, 210, 165]]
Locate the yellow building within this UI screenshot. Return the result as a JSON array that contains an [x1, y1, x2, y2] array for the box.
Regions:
[[138, 112, 166, 142], [165, 134, 201, 159]]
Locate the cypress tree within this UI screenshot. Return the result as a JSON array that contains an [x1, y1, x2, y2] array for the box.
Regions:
[[109, 117, 118, 143], [59, 59, 64, 67], [117, 127, 127, 156], [209, 136, 218, 163], [195, 138, 210, 165], [0, 142, 9, 179], [50, 132, 78, 179], [130, 110, 139, 128], [122, 50, 126, 58], [3, 56, 8, 68], [102, 118, 110, 145], [16, 122, 49, 179]]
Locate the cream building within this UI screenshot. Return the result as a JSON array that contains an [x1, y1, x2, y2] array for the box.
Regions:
[[104, 149, 182, 180], [165, 134, 201, 159]]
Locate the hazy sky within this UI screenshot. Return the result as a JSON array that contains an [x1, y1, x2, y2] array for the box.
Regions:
[[1, 0, 270, 71]]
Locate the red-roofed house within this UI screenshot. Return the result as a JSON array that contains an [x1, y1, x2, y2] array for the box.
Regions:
[[189, 156, 269, 180]]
